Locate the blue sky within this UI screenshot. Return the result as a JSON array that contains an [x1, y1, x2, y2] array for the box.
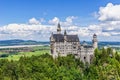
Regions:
[[0, 0, 120, 41], [0, 0, 119, 25]]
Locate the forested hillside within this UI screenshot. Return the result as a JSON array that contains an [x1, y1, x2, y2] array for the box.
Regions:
[[0, 40, 49, 46], [0, 48, 120, 80]]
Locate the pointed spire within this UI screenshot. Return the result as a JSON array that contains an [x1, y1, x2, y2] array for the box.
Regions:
[[64, 30, 67, 35], [64, 30, 67, 41], [93, 33, 97, 36], [58, 22, 60, 28], [57, 23, 61, 34]]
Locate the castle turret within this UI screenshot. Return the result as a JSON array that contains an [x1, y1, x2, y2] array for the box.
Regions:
[[57, 23, 61, 34], [64, 30, 67, 41], [50, 32, 55, 54], [50, 32, 55, 42], [92, 34, 98, 49]]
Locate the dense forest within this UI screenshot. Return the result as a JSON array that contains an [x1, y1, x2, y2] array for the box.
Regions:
[[0, 48, 120, 80]]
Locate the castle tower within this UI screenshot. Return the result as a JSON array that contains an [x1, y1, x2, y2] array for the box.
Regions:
[[64, 30, 67, 41], [57, 23, 61, 34], [92, 34, 98, 49], [50, 32, 54, 42], [50, 32, 55, 55]]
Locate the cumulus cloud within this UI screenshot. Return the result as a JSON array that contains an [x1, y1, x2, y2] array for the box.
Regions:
[[85, 2, 120, 41], [29, 18, 40, 24], [65, 16, 77, 23], [27, 4, 119, 41], [0, 11, 120, 41], [98, 3, 120, 21], [48, 17, 60, 25], [0, 23, 56, 41], [60, 16, 77, 27], [0, 21, 120, 41], [48, 16, 77, 27]]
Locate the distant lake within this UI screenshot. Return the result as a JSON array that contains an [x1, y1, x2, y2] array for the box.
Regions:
[[0, 45, 44, 49]]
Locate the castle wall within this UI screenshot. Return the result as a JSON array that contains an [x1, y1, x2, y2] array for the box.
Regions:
[[51, 40, 95, 64], [78, 47, 94, 64], [53, 42, 79, 56]]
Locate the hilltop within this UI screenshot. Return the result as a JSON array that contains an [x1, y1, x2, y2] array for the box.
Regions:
[[0, 40, 49, 46]]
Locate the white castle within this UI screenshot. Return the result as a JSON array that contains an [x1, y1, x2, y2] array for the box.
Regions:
[[50, 23, 98, 64]]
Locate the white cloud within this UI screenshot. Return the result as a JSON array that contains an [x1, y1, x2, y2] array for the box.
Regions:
[[98, 3, 120, 21], [60, 16, 77, 27], [0, 23, 56, 41], [48, 16, 77, 27], [65, 16, 77, 23], [29, 18, 40, 25], [0, 21, 119, 41], [0, 13, 120, 41], [48, 17, 60, 25]]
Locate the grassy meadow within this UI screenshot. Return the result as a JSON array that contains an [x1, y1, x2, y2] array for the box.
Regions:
[[0, 45, 120, 61], [0, 46, 50, 61]]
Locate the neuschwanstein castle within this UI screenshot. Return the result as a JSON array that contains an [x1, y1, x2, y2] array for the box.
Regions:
[[50, 23, 98, 64]]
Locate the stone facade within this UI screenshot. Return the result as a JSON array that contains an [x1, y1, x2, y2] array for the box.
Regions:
[[50, 23, 98, 64]]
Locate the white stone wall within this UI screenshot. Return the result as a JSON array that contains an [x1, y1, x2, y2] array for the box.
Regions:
[[52, 41, 79, 57], [93, 42, 98, 49], [79, 47, 94, 64], [51, 41, 94, 64]]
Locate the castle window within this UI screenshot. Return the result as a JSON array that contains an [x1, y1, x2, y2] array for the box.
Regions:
[[73, 46, 76, 49], [84, 57, 86, 60]]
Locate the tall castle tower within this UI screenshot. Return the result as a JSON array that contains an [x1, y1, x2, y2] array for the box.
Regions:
[[92, 34, 98, 49], [64, 30, 67, 41], [57, 23, 61, 34], [50, 32, 55, 55]]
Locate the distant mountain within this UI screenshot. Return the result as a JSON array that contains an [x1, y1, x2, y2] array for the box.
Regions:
[[81, 41, 120, 46], [0, 40, 120, 48], [80, 41, 120, 49], [0, 39, 49, 46]]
